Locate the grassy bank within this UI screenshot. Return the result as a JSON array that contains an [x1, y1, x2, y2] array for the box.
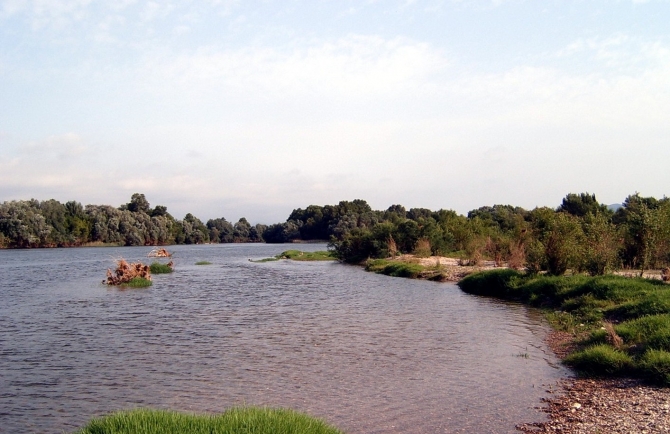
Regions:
[[74, 408, 343, 434], [458, 270, 670, 385], [253, 250, 337, 262], [365, 258, 451, 280]]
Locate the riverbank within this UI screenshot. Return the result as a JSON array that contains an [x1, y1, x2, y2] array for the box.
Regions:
[[259, 253, 670, 431], [364, 254, 500, 281], [512, 328, 669, 432], [517, 376, 670, 433], [455, 270, 670, 432]]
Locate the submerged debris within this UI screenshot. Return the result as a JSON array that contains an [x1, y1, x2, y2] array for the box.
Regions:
[[148, 248, 172, 258], [104, 259, 152, 285]]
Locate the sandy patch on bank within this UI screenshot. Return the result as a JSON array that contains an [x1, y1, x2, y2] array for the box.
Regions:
[[390, 254, 503, 281]]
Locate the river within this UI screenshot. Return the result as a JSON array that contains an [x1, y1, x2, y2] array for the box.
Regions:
[[0, 244, 569, 433]]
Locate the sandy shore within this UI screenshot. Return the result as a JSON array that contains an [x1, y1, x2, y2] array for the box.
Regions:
[[393, 254, 501, 281]]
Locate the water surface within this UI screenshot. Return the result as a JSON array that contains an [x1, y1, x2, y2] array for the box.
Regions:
[[0, 244, 568, 433]]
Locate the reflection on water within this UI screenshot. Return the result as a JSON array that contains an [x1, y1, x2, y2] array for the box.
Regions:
[[0, 244, 568, 433]]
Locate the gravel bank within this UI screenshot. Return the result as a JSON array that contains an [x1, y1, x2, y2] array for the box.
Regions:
[[517, 331, 670, 433], [517, 378, 670, 433]]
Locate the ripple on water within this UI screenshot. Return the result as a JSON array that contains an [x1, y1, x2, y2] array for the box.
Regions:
[[0, 244, 569, 433]]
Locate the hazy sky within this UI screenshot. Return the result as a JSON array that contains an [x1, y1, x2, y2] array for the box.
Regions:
[[1, 0, 668, 223]]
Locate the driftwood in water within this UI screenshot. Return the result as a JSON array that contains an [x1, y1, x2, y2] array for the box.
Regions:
[[148, 248, 172, 258], [104, 259, 152, 285]]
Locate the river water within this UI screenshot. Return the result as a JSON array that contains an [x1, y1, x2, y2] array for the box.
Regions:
[[0, 244, 569, 433]]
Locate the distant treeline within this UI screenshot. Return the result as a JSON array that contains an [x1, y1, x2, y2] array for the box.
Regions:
[[0, 194, 266, 248], [2, 192, 669, 276]]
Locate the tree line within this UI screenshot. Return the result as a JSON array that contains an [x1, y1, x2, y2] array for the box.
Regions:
[[2, 192, 669, 276], [0, 194, 266, 248], [271, 193, 670, 277]]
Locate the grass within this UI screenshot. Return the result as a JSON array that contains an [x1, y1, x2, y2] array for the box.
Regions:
[[277, 250, 337, 261], [150, 262, 173, 274], [365, 259, 424, 278], [458, 270, 670, 385], [126, 277, 152, 288], [251, 250, 337, 263], [74, 407, 344, 434], [564, 344, 634, 376], [364, 258, 453, 281], [195, 261, 212, 265]]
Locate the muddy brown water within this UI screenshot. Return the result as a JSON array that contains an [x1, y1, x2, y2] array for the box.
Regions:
[[0, 244, 569, 433]]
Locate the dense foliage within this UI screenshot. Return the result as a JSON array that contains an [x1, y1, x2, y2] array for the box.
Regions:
[[0, 193, 266, 247], [273, 192, 669, 276], [3, 191, 670, 277]]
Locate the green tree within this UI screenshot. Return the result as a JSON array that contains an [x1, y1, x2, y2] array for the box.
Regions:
[[529, 207, 583, 275], [558, 192, 610, 218]]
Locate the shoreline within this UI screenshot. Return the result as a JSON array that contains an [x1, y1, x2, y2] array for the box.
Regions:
[[522, 311, 670, 432], [365, 257, 670, 433]]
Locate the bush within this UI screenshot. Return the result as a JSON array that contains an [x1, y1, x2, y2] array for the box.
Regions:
[[564, 344, 633, 376], [640, 349, 670, 385], [413, 238, 432, 258], [75, 407, 344, 434], [150, 262, 173, 274]]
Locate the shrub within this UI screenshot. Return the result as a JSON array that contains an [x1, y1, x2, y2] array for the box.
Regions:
[[564, 344, 633, 376], [413, 238, 432, 258], [75, 407, 344, 434], [640, 349, 670, 386]]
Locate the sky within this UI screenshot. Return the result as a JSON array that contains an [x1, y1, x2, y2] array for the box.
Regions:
[[0, 0, 669, 224]]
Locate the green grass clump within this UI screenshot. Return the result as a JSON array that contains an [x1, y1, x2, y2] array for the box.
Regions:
[[250, 257, 280, 263], [640, 349, 670, 385], [126, 277, 152, 288], [614, 314, 670, 352], [277, 250, 337, 261], [150, 262, 173, 274], [75, 407, 343, 434], [365, 259, 424, 278], [564, 344, 634, 376], [195, 261, 212, 265], [251, 250, 337, 263]]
